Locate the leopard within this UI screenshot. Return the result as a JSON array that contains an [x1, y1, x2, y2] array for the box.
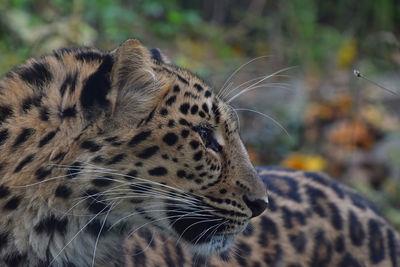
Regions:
[[0, 39, 398, 267]]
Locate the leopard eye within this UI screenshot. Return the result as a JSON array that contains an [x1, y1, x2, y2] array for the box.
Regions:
[[196, 126, 222, 152]]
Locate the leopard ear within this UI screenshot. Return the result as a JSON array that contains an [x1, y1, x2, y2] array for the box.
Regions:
[[111, 39, 157, 91], [110, 39, 166, 122]]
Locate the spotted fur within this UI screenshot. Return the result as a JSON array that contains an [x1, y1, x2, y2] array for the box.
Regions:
[[0, 39, 398, 266], [125, 167, 400, 266]]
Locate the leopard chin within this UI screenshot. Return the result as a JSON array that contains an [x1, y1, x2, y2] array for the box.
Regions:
[[193, 233, 236, 256], [166, 203, 246, 256]]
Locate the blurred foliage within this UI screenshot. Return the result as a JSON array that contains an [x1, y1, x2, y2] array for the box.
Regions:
[[0, 0, 400, 228], [282, 153, 326, 171], [1, 0, 400, 74]]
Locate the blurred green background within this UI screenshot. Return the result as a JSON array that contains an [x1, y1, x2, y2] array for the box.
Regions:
[[0, 0, 399, 228]]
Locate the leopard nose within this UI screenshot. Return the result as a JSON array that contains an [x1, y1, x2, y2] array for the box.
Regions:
[[243, 195, 268, 218]]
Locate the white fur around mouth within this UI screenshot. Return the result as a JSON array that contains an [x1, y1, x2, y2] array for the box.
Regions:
[[192, 234, 235, 256]]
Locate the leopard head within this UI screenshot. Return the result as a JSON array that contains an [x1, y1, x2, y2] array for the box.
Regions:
[[49, 39, 268, 256]]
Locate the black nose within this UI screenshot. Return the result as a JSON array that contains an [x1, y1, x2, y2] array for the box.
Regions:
[[243, 195, 268, 218]]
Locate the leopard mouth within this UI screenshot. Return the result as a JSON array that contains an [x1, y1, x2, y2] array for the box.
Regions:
[[166, 204, 242, 252], [167, 207, 227, 244]]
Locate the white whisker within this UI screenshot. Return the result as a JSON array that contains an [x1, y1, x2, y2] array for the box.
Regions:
[[190, 219, 227, 248], [9, 171, 90, 188], [218, 81, 234, 102], [48, 202, 114, 267], [91, 201, 117, 267], [175, 217, 223, 246], [103, 194, 198, 206], [226, 66, 296, 103], [218, 56, 271, 98], [234, 108, 291, 138], [226, 83, 291, 103], [125, 208, 218, 239], [228, 104, 241, 130], [220, 73, 291, 100], [110, 207, 217, 231], [131, 231, 155, 256]]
